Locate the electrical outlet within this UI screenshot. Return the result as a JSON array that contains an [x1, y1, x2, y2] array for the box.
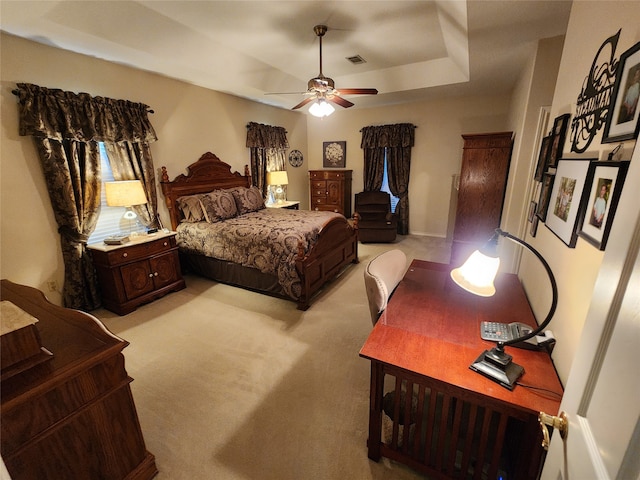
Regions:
[[46, 280, 57, 292]]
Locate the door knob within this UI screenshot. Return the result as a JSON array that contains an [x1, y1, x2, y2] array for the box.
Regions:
[[538, 411, 568, 450]]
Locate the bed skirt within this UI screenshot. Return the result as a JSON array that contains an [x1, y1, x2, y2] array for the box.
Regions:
[[180, 252, 288, 299]]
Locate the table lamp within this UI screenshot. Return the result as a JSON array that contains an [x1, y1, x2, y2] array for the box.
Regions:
[[267, 171, 289, 204], [105, 180, 148, 234], [450, 228, 558, 390]]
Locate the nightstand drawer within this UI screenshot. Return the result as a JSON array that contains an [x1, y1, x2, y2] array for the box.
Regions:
[[98, 236, 176, 266]]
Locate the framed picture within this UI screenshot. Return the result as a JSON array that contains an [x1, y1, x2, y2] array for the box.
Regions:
[[528, 201, 537, 223], [534, 136, 551, 181], [536, 173, 554, 221], [530, 215, 539, 237], [548, 114, 570, 168], [544, 158, 593, 248], [602, 41, 640, 143], [323, 141, 346, 168], [577, 161, 629, 250]]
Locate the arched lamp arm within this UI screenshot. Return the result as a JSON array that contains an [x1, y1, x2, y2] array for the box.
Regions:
[[495, 228, 558, 351]]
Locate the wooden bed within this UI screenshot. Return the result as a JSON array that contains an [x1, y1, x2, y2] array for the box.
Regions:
[[160, 152, 359, 310]]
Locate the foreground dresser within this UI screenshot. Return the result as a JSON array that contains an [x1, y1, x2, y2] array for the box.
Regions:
[[0, 279, 157, 480]]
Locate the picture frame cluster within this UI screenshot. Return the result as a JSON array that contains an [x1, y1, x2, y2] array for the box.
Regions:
[[527, 40, 638, 250]]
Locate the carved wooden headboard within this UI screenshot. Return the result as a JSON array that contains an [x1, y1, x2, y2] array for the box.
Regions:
[[160, 152, 251, 230]]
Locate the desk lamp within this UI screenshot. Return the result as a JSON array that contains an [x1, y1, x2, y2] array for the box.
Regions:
[[450, 228, 558, 390], [267, 171, 289, 204], [105, 180, 148, 234]]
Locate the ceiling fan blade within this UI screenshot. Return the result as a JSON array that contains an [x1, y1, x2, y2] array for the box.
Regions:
[[329, 96, 355, 108], [265, 92, 308, 95], [271, 26, 378, 109], [336, 88, 378, 95], [291, 97, 315, 110]]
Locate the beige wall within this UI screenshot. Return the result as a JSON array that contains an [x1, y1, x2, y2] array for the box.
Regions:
[[1, 31, 514, 303], [501, 36, 564, 273], [518, 1, 640, 382], [0, 32, 307, 303], [305, 93, 511, 236], [5, 2, 633, 387]]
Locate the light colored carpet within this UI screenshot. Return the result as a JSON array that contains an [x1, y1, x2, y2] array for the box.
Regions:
[[95, 235, 451, 480]]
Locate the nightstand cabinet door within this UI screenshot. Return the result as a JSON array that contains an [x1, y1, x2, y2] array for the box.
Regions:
[[151, 251, 182, 287], [120, 260, 155, 300], [309, 170, 352, 217], [90, 234, 185, 315]]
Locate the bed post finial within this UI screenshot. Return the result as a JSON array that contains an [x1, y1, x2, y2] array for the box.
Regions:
[[244, 165, 251, 187], [161, 166, 169, 183]]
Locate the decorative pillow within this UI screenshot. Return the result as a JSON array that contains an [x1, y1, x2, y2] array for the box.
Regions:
[[230, 186, 265, 214], [199, 190, 238, 223], [177, 194, 206, 222]]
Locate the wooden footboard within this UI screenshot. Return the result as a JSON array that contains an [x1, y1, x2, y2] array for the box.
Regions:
[[295, 216, 359, 310]]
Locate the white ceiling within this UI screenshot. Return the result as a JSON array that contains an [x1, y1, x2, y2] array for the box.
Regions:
[[1, 0, 573, 112]]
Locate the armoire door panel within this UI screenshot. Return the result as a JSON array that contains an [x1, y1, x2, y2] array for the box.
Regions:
[[452, 132, 513, 262]]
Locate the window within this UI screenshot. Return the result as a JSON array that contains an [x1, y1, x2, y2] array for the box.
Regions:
[[87, 143, 126, 244], [381, 149, 400, 213]]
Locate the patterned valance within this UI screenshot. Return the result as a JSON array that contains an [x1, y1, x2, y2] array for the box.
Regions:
[[246, 122, 289, 149], [14, 83, 157, 143], [360, 123, 416, 148]]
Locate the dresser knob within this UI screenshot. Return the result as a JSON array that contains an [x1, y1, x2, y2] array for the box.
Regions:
[[154, 272, 159, 276], [163, 242, 168, 246], [122, 253, 128, 258], [149, 273, 153, 278]]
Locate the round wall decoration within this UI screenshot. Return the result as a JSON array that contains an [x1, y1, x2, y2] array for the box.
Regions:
[[288, 149, 304, 167]]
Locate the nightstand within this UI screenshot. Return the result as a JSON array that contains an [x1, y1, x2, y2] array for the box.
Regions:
[[88, 231, 186, 315], [266, 201, 300, 210]]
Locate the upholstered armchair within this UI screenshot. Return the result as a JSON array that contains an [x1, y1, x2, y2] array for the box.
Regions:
[[354, 191, 397, 243]]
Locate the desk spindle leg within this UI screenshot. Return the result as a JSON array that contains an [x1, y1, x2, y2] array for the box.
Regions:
[[367, 361, 384, 461]]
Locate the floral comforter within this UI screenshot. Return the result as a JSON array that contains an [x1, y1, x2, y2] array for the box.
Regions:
[[176, 208, 342, 299]]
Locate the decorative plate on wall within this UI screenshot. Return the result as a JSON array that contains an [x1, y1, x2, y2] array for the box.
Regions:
[[289, 149, 303, 167]]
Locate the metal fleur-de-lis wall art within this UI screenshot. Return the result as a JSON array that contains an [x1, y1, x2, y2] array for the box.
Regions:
[[570, 29, 621, 153]]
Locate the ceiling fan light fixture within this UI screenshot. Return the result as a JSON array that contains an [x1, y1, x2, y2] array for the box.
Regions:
[[309, 99, 335, 118]]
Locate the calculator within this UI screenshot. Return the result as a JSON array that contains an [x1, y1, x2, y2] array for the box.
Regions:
[[480, 321, 533, 342]]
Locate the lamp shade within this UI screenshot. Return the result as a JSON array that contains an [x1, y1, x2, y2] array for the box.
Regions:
[[309, 99, 335, 118], [105, 180, 148, 207], [450, 250, 500, 297], [267, 171, 289, 186]]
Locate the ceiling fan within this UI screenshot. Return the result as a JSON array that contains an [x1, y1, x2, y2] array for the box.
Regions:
[[269, 25, 378, 113]]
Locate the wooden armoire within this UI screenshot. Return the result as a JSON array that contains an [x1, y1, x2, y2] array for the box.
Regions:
[[451, 132, 513, 265]]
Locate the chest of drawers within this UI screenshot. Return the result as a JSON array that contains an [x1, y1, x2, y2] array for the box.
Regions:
[[309, 170, 352, 217]]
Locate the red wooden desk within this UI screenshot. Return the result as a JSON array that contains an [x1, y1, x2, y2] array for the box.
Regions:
[[359, 260, 563, 479]]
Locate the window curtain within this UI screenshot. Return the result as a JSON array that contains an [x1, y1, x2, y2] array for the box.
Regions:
[[361, 123, 416, 235], [14, 83, 158, 311], [246, 122, 289, 197], [103, 142, 158, 228]]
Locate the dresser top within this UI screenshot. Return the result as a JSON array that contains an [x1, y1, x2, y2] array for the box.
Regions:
[[87, 230, 176, 252]]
